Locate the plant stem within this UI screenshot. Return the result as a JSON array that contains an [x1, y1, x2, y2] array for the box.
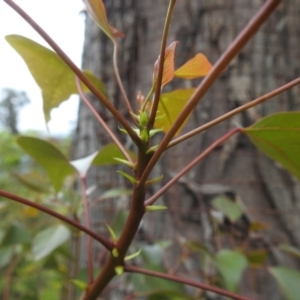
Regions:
[[3, 0, 141, 146], [124, 265, 253, 300], [80, 176, 94, 284], [147, 0, 177, 129], [138, 0, 281, 188], [112, 41, 136, 123], [145, 128, 240, 206], [75, 77, 134, 163], [0, 189, 114, 250], [168, 76, 300, 149]]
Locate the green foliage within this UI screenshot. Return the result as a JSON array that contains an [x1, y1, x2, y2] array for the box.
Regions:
[[243, 112, 300, 181]]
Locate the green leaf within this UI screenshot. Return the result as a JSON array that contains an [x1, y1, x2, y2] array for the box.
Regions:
[[105, 223, 117, 242], [113, 157, 135, 168], [213, 250, 248, 292], [154, 89, 195, 136], [92, 143, 135, 166], [85, 0, 124, 41], [101, 188, 132, 200], [5, 35, 106, 123], [117, 171, 137, 184], [115, 266, 124, 275], [1, 223, 31, 246], [279, 244, 300, 259], [212, 195, 243, 222], [17, 136, 75, 192], [32, 224, 70, 260], [125, 248, 142, 261], [270, 267, 300, 300], [175, 53, 213, 79], [70, 279, 88, 291], [242, 112, 300, 181], [146, 205, 168, 212], [12, 171, 50, 193], [0, 246, 14, 269]]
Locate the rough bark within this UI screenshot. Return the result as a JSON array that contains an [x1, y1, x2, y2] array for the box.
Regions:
[[72, 1, 300, 299]]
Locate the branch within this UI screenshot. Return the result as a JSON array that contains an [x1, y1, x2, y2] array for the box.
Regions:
[[3, 0, 141, 146], [147, 0, 177, 129], [0, 189, 114, 250], [138, 0, 281, 187], [112, 41, 136, 122], [168, 76, 300, 149], [80, 177, 94, 284], [75, 77, 134, 163], [145, 128, 240, 206], [124, 264, 253, 300]]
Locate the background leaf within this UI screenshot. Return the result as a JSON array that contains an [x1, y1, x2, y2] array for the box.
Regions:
[[17, 136, 75, 192], [154, 89, 195, 136], [175, 53, 212, 79], [1, 223, 31, 246], [32, 224, 70, 260], [213, 250, 248, 292], [270, 267, 300, 300], [242, 112, 300, 181], [5, 35, 106, 122], [212, 195, 243, 222]]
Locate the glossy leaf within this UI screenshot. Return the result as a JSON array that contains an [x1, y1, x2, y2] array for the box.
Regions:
[[175, 53, 212, 79], [92, 143, 135, 166], [5, 35, 106, 122], [32, 224, 71, 260], [270, 267, 300, 300], [17, 136, 75, 192], [153, 41, 179, 87], [154, 88, 195, 136], [213, 250, 248, 292], [242, 112, 300, 181], [85, 0, 123, 41], [212, 195, 243, 222]]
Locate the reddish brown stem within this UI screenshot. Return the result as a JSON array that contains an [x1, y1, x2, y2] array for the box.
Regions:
[[0, 189, 114, 250], [145, 128, 240, 206], [168, 76, 300, 149], [3, 0, 141, 146], [138, 0, 281, 187], [124, 264, 253, 300], [80, 177, 94, 284], [147, 0, 176, 129], [75, 77, 134, 163]]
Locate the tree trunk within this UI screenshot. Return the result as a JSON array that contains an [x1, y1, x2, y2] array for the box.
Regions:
[[72, 1, 300, 299]]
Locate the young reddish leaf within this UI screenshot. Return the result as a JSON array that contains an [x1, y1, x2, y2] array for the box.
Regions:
[[153, 41, 179, 88], [242, 112, 300, 181], [5, 35, 107, 123], [154, 88, 195, 136], [85, 0, 123, 41], [174, 53, 213, 79]]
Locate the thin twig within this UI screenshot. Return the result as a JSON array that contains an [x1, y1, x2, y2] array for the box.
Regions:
[[168, 76, 300, 149], [147, 0, 177, 129], [112, 41, 136, 123], [145, 128, 240, 206], [75, 77, 134, 163], [0, 189, 114, 250], [3, 0, 141, 146], [80, 177, 94, 284], [138, 0, 281, 188], [124, 264, 253, 300]]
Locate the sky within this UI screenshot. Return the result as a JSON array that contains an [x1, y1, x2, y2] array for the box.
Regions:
[[0, 0, 85, 136]]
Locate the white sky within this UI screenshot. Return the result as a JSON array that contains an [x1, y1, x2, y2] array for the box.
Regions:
[[0, 0, 85, 136]]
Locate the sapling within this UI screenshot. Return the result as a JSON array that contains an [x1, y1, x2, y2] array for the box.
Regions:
[[1, 0, 300, 299]]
